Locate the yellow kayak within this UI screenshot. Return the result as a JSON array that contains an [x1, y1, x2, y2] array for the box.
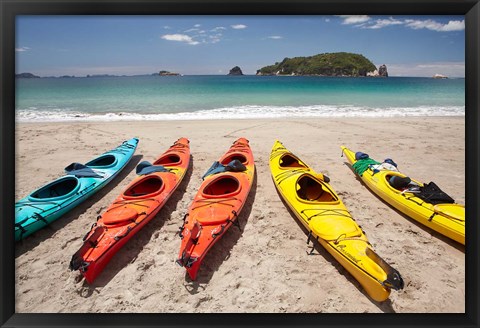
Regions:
[[270, 140, 404, 302], [341, 146, 465, 245]]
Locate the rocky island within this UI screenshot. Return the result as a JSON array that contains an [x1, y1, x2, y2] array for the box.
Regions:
[[367, 64, 389, 77], [256, 52, 379, 77], [228, 66, 244, 76], [159, 70, 181, 76]]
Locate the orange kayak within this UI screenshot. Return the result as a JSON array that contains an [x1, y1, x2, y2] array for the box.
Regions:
[[176, 138, 255, 280], [69, 138, 190, 283]]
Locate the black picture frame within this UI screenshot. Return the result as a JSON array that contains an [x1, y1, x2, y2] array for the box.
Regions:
[[1, 1, 478, 327]]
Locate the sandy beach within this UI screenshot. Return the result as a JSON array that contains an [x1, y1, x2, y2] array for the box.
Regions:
[[14, 117, 465, 313]]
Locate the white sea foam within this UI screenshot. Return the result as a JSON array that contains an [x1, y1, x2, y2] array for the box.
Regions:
[[15, 105, 465, 122]]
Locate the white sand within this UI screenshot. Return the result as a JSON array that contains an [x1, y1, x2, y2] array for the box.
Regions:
[[15, 117, 465, 313]]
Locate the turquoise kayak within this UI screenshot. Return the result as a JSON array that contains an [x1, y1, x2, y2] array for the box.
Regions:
[[15, 138, 139, 241]]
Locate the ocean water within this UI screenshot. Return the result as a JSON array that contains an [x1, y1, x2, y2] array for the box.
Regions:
[[15, 75, 465, 122]]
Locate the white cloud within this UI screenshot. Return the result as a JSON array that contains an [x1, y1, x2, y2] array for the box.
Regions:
[[267, 36, 283, 40], [338, 15, 371, 25], [404, 19, 464, 32], [163, 25, 171, 29], [211, 26, 226, 32], [442, 20, 465, 31], [16, 46, 30, 52], [364, 17, 404, 29], [194, 24, 201, 28], [210, 37, 221, 44], [341, 16, 465, 32], [161, 34, 199, 45], [161, 28, 224, 45], [231, 24, 247, 29]]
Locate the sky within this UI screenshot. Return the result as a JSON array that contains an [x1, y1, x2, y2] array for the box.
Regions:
[[15, 15, 465, 77]]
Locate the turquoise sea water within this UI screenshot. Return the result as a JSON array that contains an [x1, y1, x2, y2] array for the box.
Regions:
[[15, 75, 465, 122]]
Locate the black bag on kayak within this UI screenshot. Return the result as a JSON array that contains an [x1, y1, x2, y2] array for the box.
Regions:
[[416, 181, 455, 205]]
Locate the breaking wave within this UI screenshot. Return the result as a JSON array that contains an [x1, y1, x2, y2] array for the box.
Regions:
[[16, 104, 465, 122]]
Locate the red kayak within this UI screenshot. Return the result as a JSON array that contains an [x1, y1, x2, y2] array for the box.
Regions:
[[176, 138, 255, 280], [70, 138, 190, 283]]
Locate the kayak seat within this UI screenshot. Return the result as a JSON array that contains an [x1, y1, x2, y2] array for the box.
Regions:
[[123, 176, 164, 198], [387, 175, 411, 190], [310, 216, 361, 241], [102, 207, 139, 225], [297, 175, 336, 202], [50, 188, 60, 197], [30, 177, 79, 199], [202, 176, 241, 198]]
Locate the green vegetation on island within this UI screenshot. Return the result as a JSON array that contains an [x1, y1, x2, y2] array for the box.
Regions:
[[256, 52, 378, 77]]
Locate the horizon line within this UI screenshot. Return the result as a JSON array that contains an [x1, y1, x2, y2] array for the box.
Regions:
[[16, 73, 466, 79]]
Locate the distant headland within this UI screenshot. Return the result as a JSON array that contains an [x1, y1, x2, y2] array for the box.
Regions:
[[16, 73, 40, 78], [256, 52, 386, 77]]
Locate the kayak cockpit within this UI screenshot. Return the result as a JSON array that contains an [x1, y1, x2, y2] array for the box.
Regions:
[[280, 154, 308, 169], [296, 175, 337, 203], [123, 175, 164, 199], [85, 154, 117, 169], [220, 153, 247, 166], [28, 176, 80, 201], [154, 154, 181, 166], [384, 173, 412, 191], [203, 176, 241, 198]]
